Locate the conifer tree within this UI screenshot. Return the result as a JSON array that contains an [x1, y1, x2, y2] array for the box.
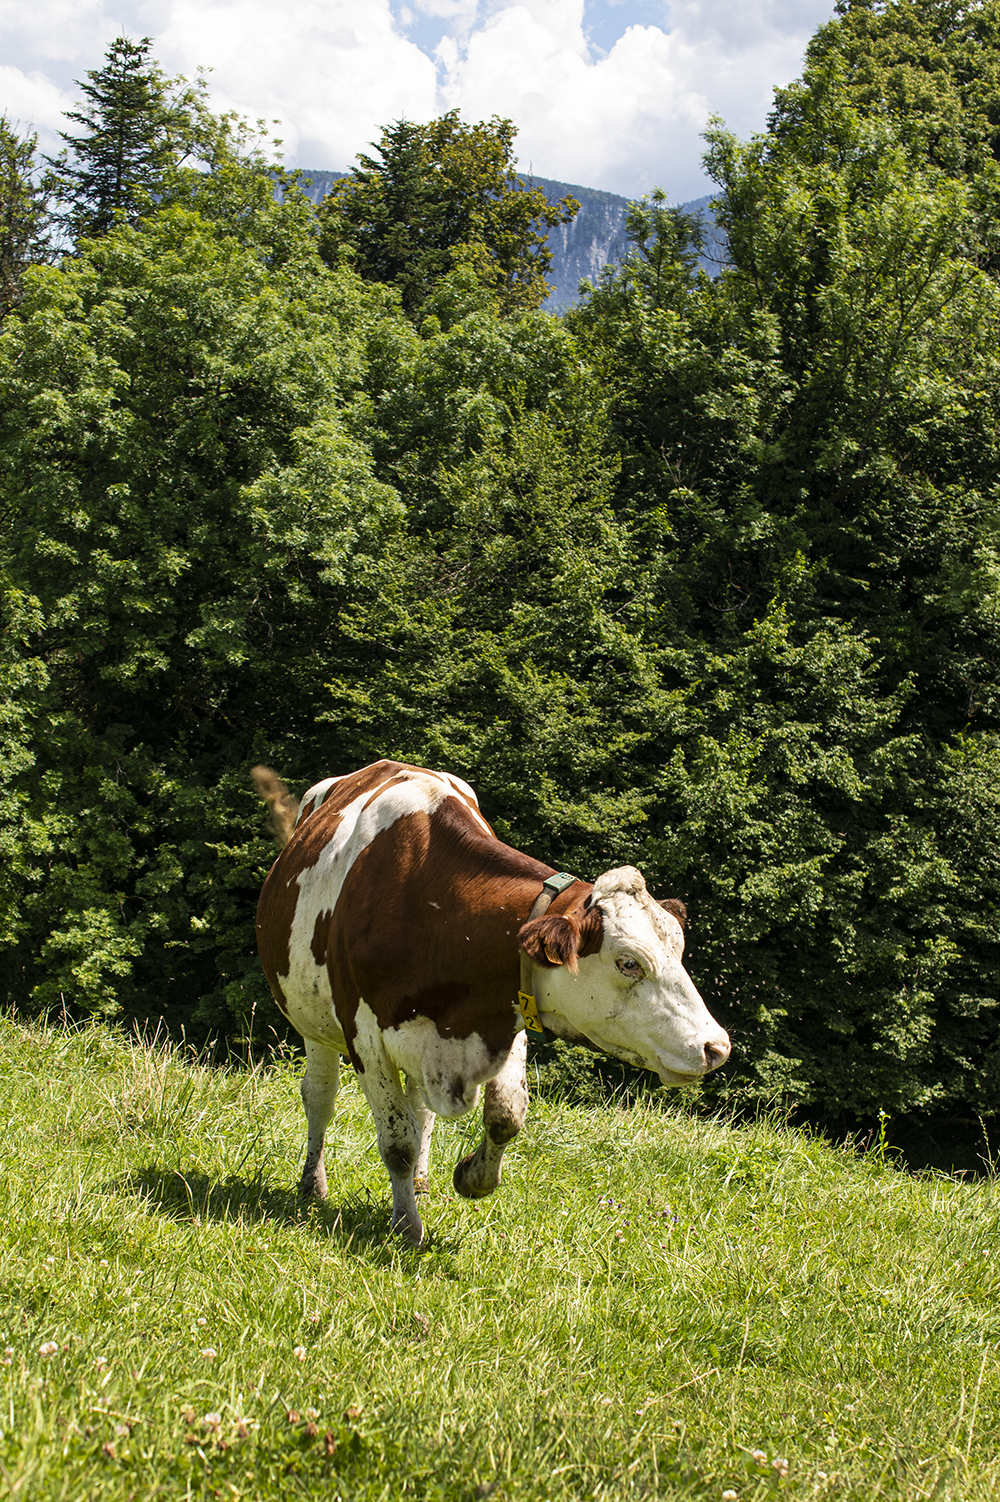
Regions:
[[47, 36, 176, 241], [0, 118, 50, 316]]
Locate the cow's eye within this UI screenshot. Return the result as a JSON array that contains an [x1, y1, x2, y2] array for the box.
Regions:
[[616, 956, 643, 979]]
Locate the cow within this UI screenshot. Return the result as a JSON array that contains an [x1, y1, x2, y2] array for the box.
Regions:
[[254, 760, 730, 1245]]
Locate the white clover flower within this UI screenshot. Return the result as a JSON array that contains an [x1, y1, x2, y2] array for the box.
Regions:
[[722, 1491, 739, 1501], [751, 1450, 767, 1464], [293, 1345, 307, 1361], [38, 1341, 58, 1357], [114, 1423, 129, 1438], [202, 1413, 222, 1429], [196, 1317, 207, 1327], [94, 1356, 108, 1370], [200, 1347, 217, 1360]]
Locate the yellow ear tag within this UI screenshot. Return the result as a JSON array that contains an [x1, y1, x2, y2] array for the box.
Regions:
[[518, 991, 546, 1037]]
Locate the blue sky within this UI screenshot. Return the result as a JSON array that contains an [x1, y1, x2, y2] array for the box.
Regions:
[[1, 0, 836, 200]]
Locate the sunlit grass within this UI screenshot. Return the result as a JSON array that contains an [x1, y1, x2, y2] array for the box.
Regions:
[[0, 1014, 998, 1499]]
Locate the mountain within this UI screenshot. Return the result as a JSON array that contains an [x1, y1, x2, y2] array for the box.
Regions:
[[292, 169, 722, 311]]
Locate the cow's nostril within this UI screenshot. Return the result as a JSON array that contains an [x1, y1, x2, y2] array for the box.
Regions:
[[703, 1038, 730, 1071]]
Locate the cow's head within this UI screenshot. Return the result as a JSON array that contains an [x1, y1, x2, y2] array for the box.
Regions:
[[518, 866, 730, 1084]]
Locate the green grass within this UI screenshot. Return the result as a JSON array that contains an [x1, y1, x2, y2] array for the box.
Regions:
[[1, 1016, 999, 1500]]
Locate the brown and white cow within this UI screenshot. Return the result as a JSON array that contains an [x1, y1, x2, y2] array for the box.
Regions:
[[255, 759, 730, 1244]]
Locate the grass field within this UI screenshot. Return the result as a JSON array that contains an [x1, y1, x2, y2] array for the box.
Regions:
[[1, 1016, 999, 1500]]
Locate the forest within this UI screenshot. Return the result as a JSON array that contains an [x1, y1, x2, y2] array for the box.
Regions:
[[3, 0, 1000, 1135]]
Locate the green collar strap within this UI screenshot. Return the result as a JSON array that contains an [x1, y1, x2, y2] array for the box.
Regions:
[[518, 872, 578, 1041]]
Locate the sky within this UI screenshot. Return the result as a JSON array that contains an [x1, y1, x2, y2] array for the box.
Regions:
[[1, 0, 837, 202]]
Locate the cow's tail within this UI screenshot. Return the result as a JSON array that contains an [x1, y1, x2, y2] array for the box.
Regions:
[[250, 765, 298, 848]]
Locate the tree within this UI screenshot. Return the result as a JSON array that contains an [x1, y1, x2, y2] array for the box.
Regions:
[[568, 58, 1000, 1122], [47, 35, 204, 242], [782, 0, 1000, 267], [0, 118, 50, 316], [318, 112, 579, 315], [0, 191, 404, 1033]]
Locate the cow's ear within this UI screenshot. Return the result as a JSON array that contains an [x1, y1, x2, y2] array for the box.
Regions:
[[519, 907, 603, 975], [658, 898, 687, 929]]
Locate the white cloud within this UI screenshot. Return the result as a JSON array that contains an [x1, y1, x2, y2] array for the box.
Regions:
[[155, 0, 438, 168], [0, 0, 838, 196], [0, 65, 74, 149]]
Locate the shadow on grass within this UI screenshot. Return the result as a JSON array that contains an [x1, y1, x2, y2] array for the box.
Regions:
[[122, 1164, 461, 1260]]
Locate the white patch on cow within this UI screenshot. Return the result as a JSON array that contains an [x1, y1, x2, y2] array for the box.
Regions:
[[380, 1014, 498, 1118], [278, 771, 453, 1046], [533, 865, 731, 1084]]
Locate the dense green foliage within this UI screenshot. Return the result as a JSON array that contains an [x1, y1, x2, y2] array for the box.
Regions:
[[4, 6, 1000, 1127], [3, 1016, 1000, 1500]]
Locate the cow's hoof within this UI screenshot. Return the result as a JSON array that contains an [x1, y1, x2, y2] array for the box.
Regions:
[[453, 1152, 500, 1200], [413, 1174, 430, 1196], [392, 1212, 424, 1246], [298, 1169, 328, 1201]]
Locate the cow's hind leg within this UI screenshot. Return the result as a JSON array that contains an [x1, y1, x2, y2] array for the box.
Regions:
[[406, 1075, 436, 1195], [453, 1032, 528, 1200], [353, 1025, 424, 1244], [299, 1038, 341, 1200]]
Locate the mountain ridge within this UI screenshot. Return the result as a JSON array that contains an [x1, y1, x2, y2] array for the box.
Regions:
[[292, 168, 721, 310]]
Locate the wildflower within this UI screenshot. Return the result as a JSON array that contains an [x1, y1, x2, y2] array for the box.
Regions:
[[99, 1260, 109, 1268], [306, 1408, 319, 1421], [38, 1341, 58, 1358], [772, 1458, 789, 1478], [196, 1317, 207, 1327], [94, 1356, 108, 1370], [323, 1431, 337, 1456], [1, 1348, 13, 1366], [751, 1450, 767, 1464], [199, 1347, 217, 1361], [292, 1345, 307, 1361], [202, 1413, 222, 1430], [101, 1441, 116, 1459], [722, 1492, 739, 1501], [45, 1256, 55, 1265], [287, 1410, 300, 1424], [114, 1423, 129, 1438]]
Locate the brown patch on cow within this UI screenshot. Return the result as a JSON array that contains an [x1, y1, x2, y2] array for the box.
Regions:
[[396, 983, 473, 1032], [658, 898, 687, 929], [328, 792, 562, 1061], [311, 911, 330, 968], [518, 903, 604, 972]]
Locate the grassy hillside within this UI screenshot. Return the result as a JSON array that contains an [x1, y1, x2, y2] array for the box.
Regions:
[[0, 1017, 998, 1500]]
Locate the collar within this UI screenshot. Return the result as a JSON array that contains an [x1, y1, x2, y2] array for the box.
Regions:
[[517, 871, 578, 1041]]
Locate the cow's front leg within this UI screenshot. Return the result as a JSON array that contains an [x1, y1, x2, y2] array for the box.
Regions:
[[453, 1031, 528, 1200], [299, 1038, 341, 1200], [406, 1075, 436, 1195]]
